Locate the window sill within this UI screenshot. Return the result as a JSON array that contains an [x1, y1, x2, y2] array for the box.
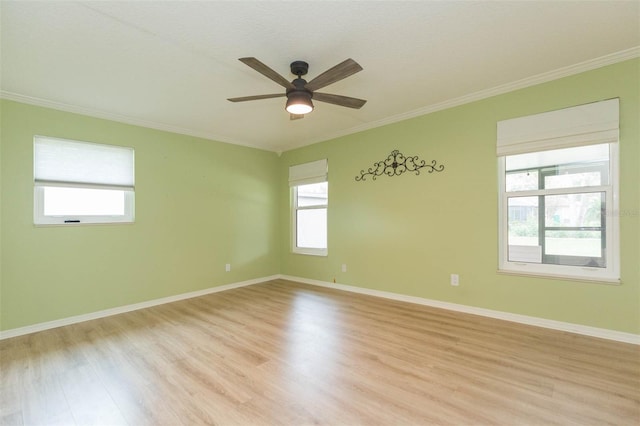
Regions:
[[34, 220, 134, 227], [497, 269, 621, 285], [292, 249, 328, 257]]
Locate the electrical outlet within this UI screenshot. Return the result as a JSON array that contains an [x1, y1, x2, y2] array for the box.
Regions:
[[450, 274, 459, 286], [341, 264, 347, 273], [225, 264, 231, 272]]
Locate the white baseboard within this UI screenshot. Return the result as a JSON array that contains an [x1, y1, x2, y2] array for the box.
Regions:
[[0, 275, 279, 340], [279, 274, 640, 345], [3, 274, 638, 345]]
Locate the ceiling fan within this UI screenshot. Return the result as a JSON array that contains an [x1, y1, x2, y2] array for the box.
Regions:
[[228, 57, 366, 120]]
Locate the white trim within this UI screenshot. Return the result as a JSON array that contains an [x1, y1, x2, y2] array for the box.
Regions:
[[279, 274, 640, 345], [278, 47, 640, 152], [291, 247, 328, 257], [291, 182, 328, 256], [0, 91, 271, 153], [0, 275, 279, 340], [2, 48, 638, 154], [496, 269, 620, 285], [500, 185, 609, 198], [498, 143, 620, 282], [34, 186, 136, 225], [2, 273, 637, 345]]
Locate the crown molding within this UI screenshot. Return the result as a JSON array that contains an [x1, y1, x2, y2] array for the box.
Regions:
[[3, 47, 638, 153], [280, 46, 640, 152], [0, 91, 272, 152]]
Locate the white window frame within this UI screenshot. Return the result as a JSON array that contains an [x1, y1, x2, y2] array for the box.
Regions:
[[289, 159, 328, 256], [497, 99, 620, 283], [498, 144, 619, 283], [292, 184, 328, 256], [34, 136, 135, 226]]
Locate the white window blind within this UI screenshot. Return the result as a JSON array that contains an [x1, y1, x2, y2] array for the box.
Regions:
[[497, 98, 619, 156], [34, 136, 135, 190], [288, 159, 328, 187]]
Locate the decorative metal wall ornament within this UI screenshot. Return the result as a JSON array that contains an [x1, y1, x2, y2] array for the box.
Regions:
[[355, 149, 444, 181]]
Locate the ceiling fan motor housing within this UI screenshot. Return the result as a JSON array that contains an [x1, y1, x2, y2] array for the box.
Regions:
[[287, 77, 312, 96]]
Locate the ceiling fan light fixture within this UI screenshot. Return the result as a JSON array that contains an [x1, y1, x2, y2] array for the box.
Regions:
[[285, 91, 314, 115], [229, 57, 366, 118]]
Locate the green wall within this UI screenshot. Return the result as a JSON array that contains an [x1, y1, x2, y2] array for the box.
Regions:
[[1, 59, 638, 334], [0, 100, 280, 330], [280, 58, 640, 334]]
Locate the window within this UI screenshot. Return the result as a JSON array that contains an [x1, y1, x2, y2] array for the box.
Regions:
[[34, 136, 135, 225], [497, 99, 619, 282], [289, 159, 328, 256]]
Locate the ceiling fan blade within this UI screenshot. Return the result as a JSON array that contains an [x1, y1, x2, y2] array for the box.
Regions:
[[227, 93, 285, 102], [305, 58, 363, 92], [290, 114, 305, 120], [238, 57, 294, 89], [313, 92, 367, 109]]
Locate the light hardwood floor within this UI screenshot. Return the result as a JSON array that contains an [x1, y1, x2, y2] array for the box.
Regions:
[[1, 279, 638, 425]]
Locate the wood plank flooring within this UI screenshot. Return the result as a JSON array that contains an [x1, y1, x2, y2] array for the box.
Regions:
[[1, 279, 639, 425]]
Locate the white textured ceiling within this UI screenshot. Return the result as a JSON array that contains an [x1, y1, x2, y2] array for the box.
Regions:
[[1, 1, 639, 152]]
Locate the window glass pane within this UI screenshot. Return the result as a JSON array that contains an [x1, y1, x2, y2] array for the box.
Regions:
[[44, 187, 125, 216], [297, 182, 328, 207], [544, 193, 603, 228], [508, 196, 541, 263], [545, 230, 603, 259], [297, 208, 327, 249], [507, 196, 539, 246], [505, 143, 609, 171], [506, 170, 539, 192], [544, 167, 607, 189]]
